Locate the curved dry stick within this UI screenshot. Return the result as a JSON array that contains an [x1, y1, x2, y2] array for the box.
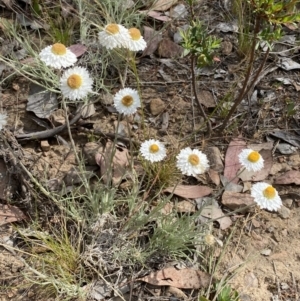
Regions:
[[15, 111, 82, 141]]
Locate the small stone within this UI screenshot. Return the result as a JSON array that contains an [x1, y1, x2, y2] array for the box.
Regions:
[[239, 294, 252, 301], [41, 140, 50, 152], [252, 219, 260, 228], [221, 40, 233, 55], [150, 98, 166, 116], [244, 272, 258, 288], [267, 226, 275, 233], [281, 282, 289, 290], [50, 108, 65, 125], [273, 232, 281, 242], [278, 205, 291, 219], [283, 198, 293, 208], [27, 291, 35, 298], [281, 229, 288, 236], [289, 154, 300, 166], [261, 249, 272, 256], [221, 191, 255, 213]]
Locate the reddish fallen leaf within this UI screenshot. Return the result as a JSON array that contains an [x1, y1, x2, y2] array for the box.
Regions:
[[138, 267, 210, 289], [239, 149, 273, 182], [164, 185, 212, 199], [69, 44, 87, 57], [0, 204, 26, 226], [275, 170, 300, 185], [224, 138, 246, 183], [213, 56, 221, 62]]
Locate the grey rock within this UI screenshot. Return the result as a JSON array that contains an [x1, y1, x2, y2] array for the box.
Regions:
[[278, 205, 291, 219]]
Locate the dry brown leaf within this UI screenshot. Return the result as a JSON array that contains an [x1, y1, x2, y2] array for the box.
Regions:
[[224, 138, 246, 183], [275, 170, 300, 185], [95, 141, 130, 185], [157, 38, 183, 58], [146, 10, 171, 21], [151, 0, 178, 11], [164, 185, 212, 199], [239, 149, 273, 182], [208, 169, 220, 186], [138, 267, 210, 289], [142, 26, 163, 56], [0, 204, 26, 226], [197, 90, 216, 108], [200, 205, 232, 230]]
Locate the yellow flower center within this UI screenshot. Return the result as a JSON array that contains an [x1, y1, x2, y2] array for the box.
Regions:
[[105, 24, 120, 35], [129, 28, 141, 41], [149, 144, 159, 153], [121, 95, 133, 107], [188, 154, 200, 166], [51, 43, 67, 55], [247, 151, 260, 163], [263, 186, 276, 199], [67, 74, 82, 89]]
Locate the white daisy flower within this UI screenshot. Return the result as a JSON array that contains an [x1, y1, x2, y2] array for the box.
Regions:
[[176, 147, 209, 177], [60, 66, 93, 101], [113, 88, 140, 115], [39, 43, 77, 69], [0, 113, 7, 130], [251, 182, 282, 211], [238, 148, 264, 172], [140, 139, 166, 163], [126, 28, 147, 51], [98, 23, 130, 50]]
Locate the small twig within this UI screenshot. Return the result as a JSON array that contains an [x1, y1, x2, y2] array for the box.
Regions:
[[219, 16, 262, 133], [273, 260, 282, 301], [191, 54, 212, 137], [15, 110, 82, 141], [291, 272, 298, 301]]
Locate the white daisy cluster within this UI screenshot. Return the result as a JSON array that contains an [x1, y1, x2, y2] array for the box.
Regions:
[[39, 43, 94, 101], [251, 182, 282, 211], [139, 141, 210, 177], [98, 23, 147, 51]]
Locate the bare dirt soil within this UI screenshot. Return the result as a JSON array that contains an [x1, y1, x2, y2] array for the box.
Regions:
[[1, 0, 300, 300]]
